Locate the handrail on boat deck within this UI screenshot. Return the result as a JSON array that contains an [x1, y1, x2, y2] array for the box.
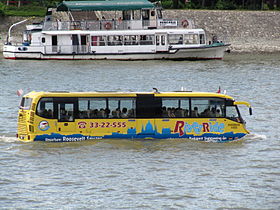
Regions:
[[42, 19, 195, 31]]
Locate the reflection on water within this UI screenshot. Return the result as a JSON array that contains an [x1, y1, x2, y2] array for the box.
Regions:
[[0, 53, 279, 209]]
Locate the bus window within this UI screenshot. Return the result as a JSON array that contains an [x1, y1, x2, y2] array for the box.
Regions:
[[78, 98, 90, 119], [226, 106, 242, 122], [20, 97, 33, 110], [190, 98, 225, 118], [36, 97, 54, 119], [108, 98, 136, 118], [78, 98, 107, 119], [58, 103, 74, 122], [136, 94, 162, 118], [161, 98, 189, 118]]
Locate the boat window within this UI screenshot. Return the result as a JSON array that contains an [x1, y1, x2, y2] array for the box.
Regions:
[[133, 10, 141, 20], [91, 36, 98, 46], [108, 98, 136, 118], [123, 10, 131, 20], [142, 9, 149, 20], [107, 36, 114, 46], [190, 98, 225, 118], [156, 9, 163, 19], [161, 98, 190, 118], [36, 97, 54, 119], [140, 35, 154, 45], [156, 35, 159, 45], [184, 34, 199, 44], [107, 35, 122, 46], [91, 36, 106, 46], [41, 37, 45, 43], [124, 35, 138, 45], [168, 34, 183, 45], [199, 34, 205, 44], [161, 35, 166, 45]]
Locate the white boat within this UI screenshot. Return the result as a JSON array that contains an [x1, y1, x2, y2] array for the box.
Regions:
[[3, 0, 230, 60]]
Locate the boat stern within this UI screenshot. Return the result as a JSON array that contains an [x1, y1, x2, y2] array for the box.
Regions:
[[3, 44, 18, 59]]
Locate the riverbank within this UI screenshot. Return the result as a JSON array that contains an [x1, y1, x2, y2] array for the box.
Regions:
[[164, 10, 280, 53], [0, 10, 280, 53]]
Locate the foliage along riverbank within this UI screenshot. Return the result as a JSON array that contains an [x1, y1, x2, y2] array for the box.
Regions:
[[0, 10, 280, 53]]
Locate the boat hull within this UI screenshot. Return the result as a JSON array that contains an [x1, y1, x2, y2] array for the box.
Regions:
[[4, 44, 229, 60]]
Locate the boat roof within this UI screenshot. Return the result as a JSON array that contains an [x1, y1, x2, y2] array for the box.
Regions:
[[42, 28, 205, 35], [57, 0, 155, 12], [24, 91, 235, 100]]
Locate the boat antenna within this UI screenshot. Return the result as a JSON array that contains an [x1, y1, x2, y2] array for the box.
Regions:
[[153, 88, 159, 93]]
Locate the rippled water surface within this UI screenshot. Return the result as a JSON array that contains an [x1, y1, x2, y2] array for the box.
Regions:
[[0, 53, 279, 209]]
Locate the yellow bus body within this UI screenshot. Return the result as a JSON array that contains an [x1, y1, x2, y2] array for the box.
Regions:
[[17, 91, 251, 142]]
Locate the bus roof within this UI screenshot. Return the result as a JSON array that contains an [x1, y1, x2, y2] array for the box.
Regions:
[[23, 91, 235, 100]]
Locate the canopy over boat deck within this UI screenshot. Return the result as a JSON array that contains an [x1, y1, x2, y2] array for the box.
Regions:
[[57, 0, 155, 11]]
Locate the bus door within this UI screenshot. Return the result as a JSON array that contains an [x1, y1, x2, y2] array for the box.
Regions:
[[136, 94, 161, 138], [155, 33, 168, 52], [55, 98, 77, 133]]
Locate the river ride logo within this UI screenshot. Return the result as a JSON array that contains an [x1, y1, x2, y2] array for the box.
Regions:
[[39, 121, 50, 131], [174, 121, 225, 136]]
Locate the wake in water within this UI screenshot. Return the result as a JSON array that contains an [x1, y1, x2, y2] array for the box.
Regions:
[[0, 133, 266, 144], [244, 133, 267, 141], [0, 136, 18, 143]]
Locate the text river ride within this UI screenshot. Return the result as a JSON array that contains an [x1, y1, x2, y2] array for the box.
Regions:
[[17, 91, 252, 142], [4, 0, 230, 60]]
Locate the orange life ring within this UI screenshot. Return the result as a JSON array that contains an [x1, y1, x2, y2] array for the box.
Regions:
[[181, 19, 189, 28], [104, 22, 112, 30]]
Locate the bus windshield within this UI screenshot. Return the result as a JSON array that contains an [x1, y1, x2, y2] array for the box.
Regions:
[[226, 105, 242, 122], [19, 97, 32, 110]]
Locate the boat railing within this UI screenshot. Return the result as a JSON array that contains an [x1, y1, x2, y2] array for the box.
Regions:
[[42, 19, 194, 31]]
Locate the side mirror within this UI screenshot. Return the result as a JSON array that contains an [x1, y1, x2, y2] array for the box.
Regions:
[[249, 107, 253, 115]]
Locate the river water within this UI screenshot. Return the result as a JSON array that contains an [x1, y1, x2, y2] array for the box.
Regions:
[[0, 53, 279, 209]]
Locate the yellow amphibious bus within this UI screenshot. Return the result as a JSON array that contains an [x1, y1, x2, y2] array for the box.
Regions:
[[17, 91, 252, 142]]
